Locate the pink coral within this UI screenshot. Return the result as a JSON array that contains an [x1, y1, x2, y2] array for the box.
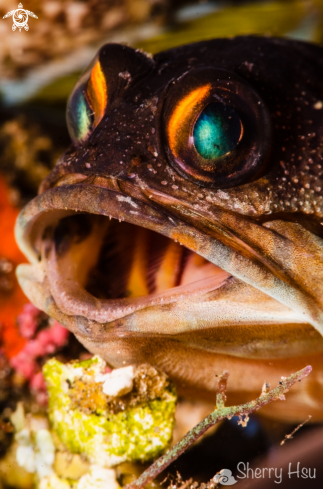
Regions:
[[10, 304, 69, 403], [16, 303, 40, 339], [10, 350, 38, 379], [30, 371, 47, 396]]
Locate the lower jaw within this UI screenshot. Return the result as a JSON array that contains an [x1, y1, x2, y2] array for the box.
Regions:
[[15, 256, 323, 422], [17, 252, 323, 348]]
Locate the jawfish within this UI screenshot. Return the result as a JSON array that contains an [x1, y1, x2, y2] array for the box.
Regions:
[[15, 37, 323, 421]]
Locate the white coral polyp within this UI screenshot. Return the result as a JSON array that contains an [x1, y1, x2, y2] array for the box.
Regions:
[[16, 444, 35, 473], [77, 466, 120, 489], [35, 429, 55, 478], [15, 427, 55, 478], [95, 366, 134, 397]]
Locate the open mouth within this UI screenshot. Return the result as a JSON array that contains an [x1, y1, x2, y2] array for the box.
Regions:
[[54, 214, 229, 299], [16, 181, 233, 324], [42, 212, 231, 323]]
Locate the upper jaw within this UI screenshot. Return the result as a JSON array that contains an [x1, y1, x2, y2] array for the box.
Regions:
[[15, 176, 323, 343]]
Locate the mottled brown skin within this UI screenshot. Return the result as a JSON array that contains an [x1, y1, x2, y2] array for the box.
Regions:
[[16, 37, 323, 421]]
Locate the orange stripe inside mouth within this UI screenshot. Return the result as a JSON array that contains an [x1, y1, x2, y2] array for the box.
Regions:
[[51, 213, 228, 302]]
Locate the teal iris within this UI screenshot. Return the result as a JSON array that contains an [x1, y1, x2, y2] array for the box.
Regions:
[[193, 103, 241, 159], [67, 85, 93, 142]]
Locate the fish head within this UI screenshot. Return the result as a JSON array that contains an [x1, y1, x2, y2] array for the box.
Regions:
[[15, 38, 323, 420]]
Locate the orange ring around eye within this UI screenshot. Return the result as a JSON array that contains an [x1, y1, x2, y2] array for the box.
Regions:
[[167, 84, 211, 157], [87, 60, 108, 127]]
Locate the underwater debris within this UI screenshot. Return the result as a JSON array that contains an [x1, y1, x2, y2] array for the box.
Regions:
[[3, 358, 176, 489], [43, 357, 177, 467], [38, 466, 120, 489], [6, 402, 121, 489], [124, 366, 312, 489], [0, 117, 64, 205], [163, 471, 218, 489], [1, 362, 312, 489], [6, 402, 54, 484], [0, 0, 168, 82]]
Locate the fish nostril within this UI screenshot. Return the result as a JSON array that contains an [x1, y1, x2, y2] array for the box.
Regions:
[[54, 214, 93, 256]]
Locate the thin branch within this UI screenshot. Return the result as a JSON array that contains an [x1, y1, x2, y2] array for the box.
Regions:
[[215, 370, 229, 409], [123, 365, 312, 489], [280, 414, 312, 445]]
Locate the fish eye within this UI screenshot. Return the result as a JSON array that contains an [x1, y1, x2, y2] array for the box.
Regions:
[[66, 78, 94, 143], [66, 43, 154, 145], [67, 59, 107, 144], [164, 68, 271, 188], [193, 102, 242, 160]]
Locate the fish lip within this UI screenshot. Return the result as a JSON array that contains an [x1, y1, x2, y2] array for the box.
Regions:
[[15, 179, 321, 337]]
